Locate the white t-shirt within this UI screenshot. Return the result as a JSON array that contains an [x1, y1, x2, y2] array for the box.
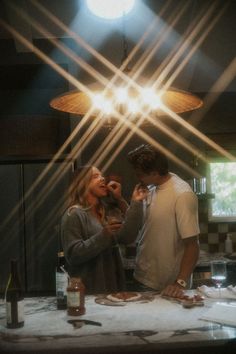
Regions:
[[134, 173, 200, 291]]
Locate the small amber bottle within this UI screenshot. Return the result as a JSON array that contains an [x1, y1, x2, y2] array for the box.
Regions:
[[67, 277, 85, 316]]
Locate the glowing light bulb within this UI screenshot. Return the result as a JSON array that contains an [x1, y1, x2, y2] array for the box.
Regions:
[[92, 93, 106, 110], [103, 100, 113, 114], [126, 99, 140, 114], [142, 88, 162, 109], [92, 92, 114, 114], [115, 88, 128, 103]]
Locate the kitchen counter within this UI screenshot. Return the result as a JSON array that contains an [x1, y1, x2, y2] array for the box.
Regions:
[[193, 252, 236, 287], [0, 292, 236, 354]]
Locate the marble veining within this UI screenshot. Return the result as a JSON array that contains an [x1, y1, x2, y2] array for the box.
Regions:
[[0, 293, 236, 353]]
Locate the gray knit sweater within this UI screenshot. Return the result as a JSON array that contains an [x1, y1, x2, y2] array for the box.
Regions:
[[61, 200, 143, 294]]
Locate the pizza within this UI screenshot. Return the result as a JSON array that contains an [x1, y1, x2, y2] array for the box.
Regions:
[[106, 292, 142, 302], [162, 293, 204, 307]]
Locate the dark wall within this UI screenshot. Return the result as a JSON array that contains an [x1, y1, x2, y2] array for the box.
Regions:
[[0, 39, 71, 159]]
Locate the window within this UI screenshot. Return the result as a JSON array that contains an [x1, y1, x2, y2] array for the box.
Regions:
[[208, 161, 236, 221]]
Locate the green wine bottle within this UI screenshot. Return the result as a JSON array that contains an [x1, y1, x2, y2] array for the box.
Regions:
[[6, 259, 24, 328]]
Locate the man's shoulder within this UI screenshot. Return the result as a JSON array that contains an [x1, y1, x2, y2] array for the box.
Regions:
[[171, 173, 193, 193]]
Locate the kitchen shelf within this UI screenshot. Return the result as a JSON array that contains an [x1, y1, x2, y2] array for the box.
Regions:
[[196, 193, 215, 200]]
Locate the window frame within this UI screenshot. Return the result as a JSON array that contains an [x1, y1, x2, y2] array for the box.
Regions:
[[207, 157, 236, 222]]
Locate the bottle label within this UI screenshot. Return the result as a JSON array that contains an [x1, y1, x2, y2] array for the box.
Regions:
[[67, 291, 81, 307], [6, 300, 24, 323], [56, 272, 68, 299]]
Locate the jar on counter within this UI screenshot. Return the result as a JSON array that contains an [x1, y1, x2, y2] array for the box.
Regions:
[[67, 277, 85, 316]]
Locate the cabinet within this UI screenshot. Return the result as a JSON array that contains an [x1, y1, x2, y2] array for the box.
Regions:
[[197, 193, 215, 200], [0, 160, 74, 295], [0, 164, 24, 293]]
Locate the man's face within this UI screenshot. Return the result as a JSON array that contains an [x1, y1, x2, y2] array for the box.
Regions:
[[135, 169, 158, 186]]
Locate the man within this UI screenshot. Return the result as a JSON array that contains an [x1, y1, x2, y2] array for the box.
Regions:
[[127, 144, 200, 298]]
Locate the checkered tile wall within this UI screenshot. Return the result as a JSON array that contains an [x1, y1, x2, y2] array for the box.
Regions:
[[199, 201, 236, 253]]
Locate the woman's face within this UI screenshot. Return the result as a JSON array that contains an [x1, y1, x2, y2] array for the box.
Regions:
[[87, 167, 107, 198]]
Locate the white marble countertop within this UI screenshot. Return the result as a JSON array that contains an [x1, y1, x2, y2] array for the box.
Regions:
[[1, 292, 236, 353]]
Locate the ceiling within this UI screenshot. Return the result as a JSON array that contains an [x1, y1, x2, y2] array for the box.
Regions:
[[0, 0, 235, 92], [0, 0, 235, 167], [0, 0, 235, 137]]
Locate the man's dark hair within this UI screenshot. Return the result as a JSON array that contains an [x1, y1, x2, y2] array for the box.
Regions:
[[127, 144, 169, 175]]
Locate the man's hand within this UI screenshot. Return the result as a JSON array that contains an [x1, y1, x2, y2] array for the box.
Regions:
[[161, 283, 185, 299], [107, 180, 129, 214], [131, 184, 149, 202]]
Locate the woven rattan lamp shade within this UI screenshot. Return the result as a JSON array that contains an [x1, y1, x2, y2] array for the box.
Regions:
[[50, 88, 203, 116], [50, 91, 91, 115]]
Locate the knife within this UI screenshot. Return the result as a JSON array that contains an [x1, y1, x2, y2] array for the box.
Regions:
[[67, 319, 102, 328]]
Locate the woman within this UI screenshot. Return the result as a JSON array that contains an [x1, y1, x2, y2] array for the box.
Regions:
[[61, 165, 147, 294]]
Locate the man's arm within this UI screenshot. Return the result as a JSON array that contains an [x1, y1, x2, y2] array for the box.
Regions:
[[177, 235, 200, 281], [162, 235, 199, 298]]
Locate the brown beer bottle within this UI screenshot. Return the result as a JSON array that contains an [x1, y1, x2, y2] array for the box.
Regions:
[[6, 259, 24, 328], [67, 277, 85, 316]]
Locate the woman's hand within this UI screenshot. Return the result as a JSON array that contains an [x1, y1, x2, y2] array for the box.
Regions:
[[103, 222, 123, 237], [131, 184, 149, 202]]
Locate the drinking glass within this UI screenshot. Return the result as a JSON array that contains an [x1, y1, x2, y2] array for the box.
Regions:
[[210, 260, 227, 297], [106, 209, 123, 225]]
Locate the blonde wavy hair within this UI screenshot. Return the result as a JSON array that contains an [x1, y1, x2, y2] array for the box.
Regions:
[[67, 165, 94, 210]]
